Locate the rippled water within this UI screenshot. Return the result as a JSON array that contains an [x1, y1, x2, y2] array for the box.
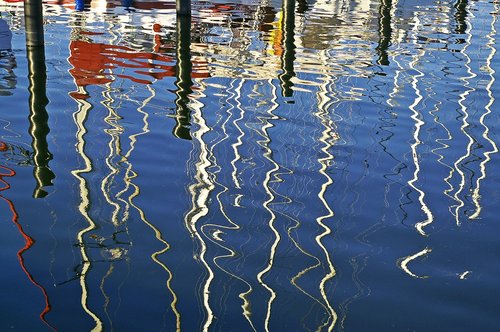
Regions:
[[0, 0, 499, 330]]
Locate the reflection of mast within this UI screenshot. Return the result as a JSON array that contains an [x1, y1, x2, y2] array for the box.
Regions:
[[451, 2, 475, 225], [27, 45, 55, 198], [278, 0, 295, 97], [125, 84, 181, 329], [201, 78, 256, 330], [183, 81, 215, 331], [173, 15, 193, 140], [406, 16, 433, 237], [399, 14, 433, 278], [376, 0, 392, 66], [71, 90, 103, 332], [0, 164, 55, 330], [469, 2, 498, 219], [68, 13, 102, 330], [312, 55, 338, 331], [255, 79, 280, 332]]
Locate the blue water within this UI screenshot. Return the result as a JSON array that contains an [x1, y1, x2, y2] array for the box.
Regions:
[[0, 0, 499, 330]]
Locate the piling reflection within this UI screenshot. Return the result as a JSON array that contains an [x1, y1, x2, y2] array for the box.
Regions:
[[376, 0, 392, 66], [278, 0, 295, 97], [27, 45, 55, 198], [173, 15, 193, 140]]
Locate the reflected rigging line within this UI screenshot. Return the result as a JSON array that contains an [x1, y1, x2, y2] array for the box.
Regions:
[[255, 79, 280, 332], [71, 92, 103, 332], [0, 165, 55, 331], [469, 3, 498, 219], [407, 14, 433, 236]]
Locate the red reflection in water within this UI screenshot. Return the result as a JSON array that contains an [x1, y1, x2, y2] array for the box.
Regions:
[[68, 26, 210, 98], [0, 150, 56, 331], [69, 40, 176, 87]]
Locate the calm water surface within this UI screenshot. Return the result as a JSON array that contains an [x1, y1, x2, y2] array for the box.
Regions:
[[0, 0, 499, 330]]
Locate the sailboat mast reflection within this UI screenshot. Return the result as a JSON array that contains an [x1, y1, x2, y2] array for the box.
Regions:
[[469, 1, 498, 219], [183, 80, 215, 331], [451, 0, 475, 225], [399, 13, 434, 278]]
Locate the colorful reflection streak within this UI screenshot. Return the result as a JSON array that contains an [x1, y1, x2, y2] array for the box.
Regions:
[[0, 150, 54, 330]]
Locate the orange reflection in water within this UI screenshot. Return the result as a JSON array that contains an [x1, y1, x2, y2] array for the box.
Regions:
[[0, 144, 55, 331]]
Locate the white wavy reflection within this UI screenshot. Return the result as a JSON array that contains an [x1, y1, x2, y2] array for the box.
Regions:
[[183, 81, 215, 332], [200, 79, 257, 331], [451, 4, 475, 225], [399, 247, 432, 279], [313, 49, 339, 331], [406, 15, 433, 237], [125, 85, 181, 330], [71, 89, 103, 332], [469, 3, 498, 220], [255, 79, 281, 332]]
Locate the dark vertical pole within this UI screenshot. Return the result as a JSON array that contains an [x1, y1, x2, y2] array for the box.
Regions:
[[173, 15, 193, 140], [27, 44, 54, 198], [176, 0, 191, 16], [454, 0, 468, 43], [24, 0, 45, 47], [376, 0, 392, 66], [279, 0, 296, 98], [24, 0, 54, 197]]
